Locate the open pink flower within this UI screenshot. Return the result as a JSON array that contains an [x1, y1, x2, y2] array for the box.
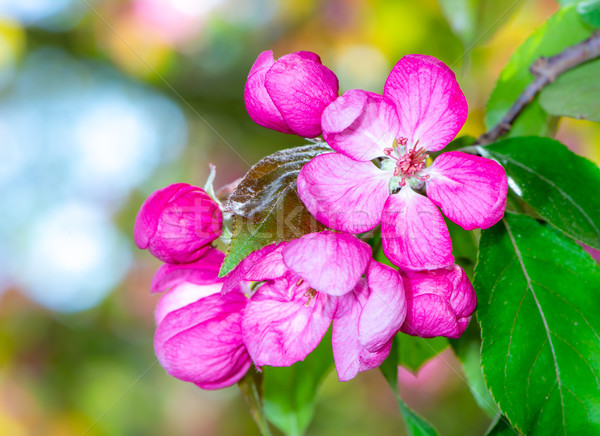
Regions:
[[225, 231, 406, 381], [153, 248, 252, 390], [244, 50, 339, 138], [134, 183, 222, 264], [400, 265, 476, 338], [297, 55, 507, 271]]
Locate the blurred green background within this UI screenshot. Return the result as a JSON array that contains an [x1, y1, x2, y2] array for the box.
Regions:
[[1, 0, 598, 435]]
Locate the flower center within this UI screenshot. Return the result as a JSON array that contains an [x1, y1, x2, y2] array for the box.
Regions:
[[383, 137, 430, 187]]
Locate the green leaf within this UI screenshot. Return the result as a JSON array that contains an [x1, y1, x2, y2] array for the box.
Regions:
[[559, 0, 600, 28], [450, 324, 499, 418], [397, 334, 449, 373], [438, 0, 525, 48], [219, 143, 329, 276], [476, 213, 600, 434], [539, 58, 600, 122], [485, 6, 592, 137], [577, 0, 600, 27], [485, 415, 520, 436], [381, 338, 440, 436], [484, 137, 600, 249], [238, 368, 273, 436], [262, 330, 333, 436]]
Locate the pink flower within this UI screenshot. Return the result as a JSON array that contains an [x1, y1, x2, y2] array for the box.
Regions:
[[297, 54, 508, 270], [400, 265, 476, 338], [225, 231, 407, 381], [134, 183, 223, 264], [152, 248, 252, 390], [244, 50, 339, 138]]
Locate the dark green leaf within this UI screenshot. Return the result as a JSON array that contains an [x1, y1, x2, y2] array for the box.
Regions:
[[438, 0, 525, 48], [485, 415, 520, 436], [476, 213, 600, 434], [220, 143, 329, 276], [262, 330, 333, 436], [430, 135, 476, 159], [445, 218, 479, 278], [485, 6, 592, 137], [539, 58, 600, 122], [381, 338, 440, 436], [397, 334, 449, 373], [484, 137, 600, 249]]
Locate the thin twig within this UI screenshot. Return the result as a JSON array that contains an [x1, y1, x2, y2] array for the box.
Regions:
[[477, 31, 600, 145]]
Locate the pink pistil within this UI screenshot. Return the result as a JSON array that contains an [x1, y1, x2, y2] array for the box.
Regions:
[[386, 138, 431, 186]]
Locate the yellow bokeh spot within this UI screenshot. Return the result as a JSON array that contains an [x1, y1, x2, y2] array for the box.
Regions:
[[99, 12, 174, 80], [0, 18, 25, 69]]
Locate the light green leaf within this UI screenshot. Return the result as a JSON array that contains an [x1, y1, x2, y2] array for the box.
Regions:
[[381, 338, 440, 436], [476, 213, 600, 434], [438, 0, 525, 48], [559, 0, 600, 28], [398, 334, 449, 373], [262, 330, 333, 436], [484, 137, 600, 249], [485, 6, 592, 137], [539, 58, 600, 122], [450, 326, 499, 418]]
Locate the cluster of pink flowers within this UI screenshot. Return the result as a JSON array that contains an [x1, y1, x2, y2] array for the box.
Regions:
[[134, 50, 507, 389]]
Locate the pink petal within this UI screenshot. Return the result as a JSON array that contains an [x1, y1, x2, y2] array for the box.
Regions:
[[359, 261, 407, 351], [155, 292, 251, 390], [265, 53, 339, 138], [332, 279, 392, 382], [245, 50, 293, 134], [242, 272, 337, 367], [322, 90, 400, 161], [151, 248, 224, 294], [381, 186, 454, 270], [401, 265, 476, 339], [155, 282, 223, 325], [221, 243, 287, 295], [282, 231, 371, 296], [384, 54, 467, 152], [424, 151, 508, 230], [297, 152, 391, 233]]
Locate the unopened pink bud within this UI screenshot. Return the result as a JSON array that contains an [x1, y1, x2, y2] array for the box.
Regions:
[[400, 265, 476, 339], [244, 50, 339, 138], [134, 183, 222, 264]]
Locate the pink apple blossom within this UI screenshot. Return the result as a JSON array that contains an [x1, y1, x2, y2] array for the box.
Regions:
[[134, 183, 222, 264], [152, 248, 252, 390], [297, 55, 507, 271], [224, 231, 407, 381], [400, 264, 476, 338], [244, 50, 339, 138]]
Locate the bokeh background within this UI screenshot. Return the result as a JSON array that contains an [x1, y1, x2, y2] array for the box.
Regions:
[[1, 0, 599, 435]]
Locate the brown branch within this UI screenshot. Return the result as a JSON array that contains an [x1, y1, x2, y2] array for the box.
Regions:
[[476, 31, 600, 145]]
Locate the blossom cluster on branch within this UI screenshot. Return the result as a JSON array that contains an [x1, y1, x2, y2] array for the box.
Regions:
[[134, 50, 508, 389]]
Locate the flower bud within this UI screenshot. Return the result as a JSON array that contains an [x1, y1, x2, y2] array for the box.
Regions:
[[153, 249, 252, 390], [400, 265, 476, 339], [244, 50, 339, 138], [134, 183, 222, 264]]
